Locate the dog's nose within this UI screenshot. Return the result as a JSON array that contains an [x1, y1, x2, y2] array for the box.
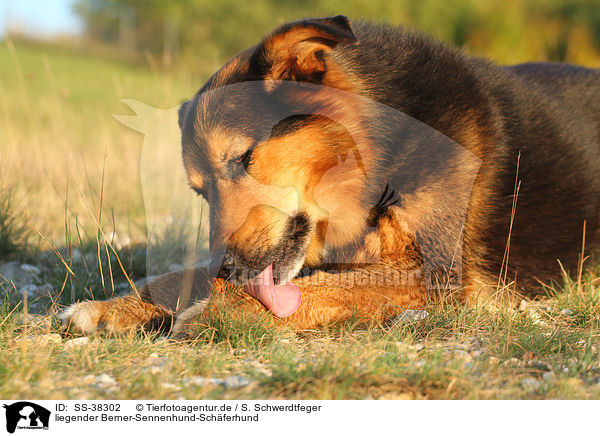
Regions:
[[208, 250, 235, 278]]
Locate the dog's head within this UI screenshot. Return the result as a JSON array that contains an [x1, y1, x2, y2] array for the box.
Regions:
[[179, 16, 379, 316]]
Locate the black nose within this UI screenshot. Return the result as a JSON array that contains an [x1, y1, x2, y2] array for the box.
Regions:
[[288, 212, 310, 241], [209, 250, 235, 279]]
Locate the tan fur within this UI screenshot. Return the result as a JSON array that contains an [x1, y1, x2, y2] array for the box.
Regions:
[[60, 296, 172, 335]]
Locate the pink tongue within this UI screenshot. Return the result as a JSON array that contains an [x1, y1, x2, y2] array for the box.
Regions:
[[243, 264, 302, 318]]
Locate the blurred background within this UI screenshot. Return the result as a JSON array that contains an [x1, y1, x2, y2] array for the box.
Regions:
[[1, 0, 600, 281], [5, 0, 600, 69]]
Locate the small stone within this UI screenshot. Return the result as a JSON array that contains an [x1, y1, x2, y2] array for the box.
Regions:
[[84, 373, 118, 390], [64, 337, 90, 349], [168, 263, 183, 272], [527, 310, 548, 326], [20, 284, 40, 298], [542, 371, 555, 382], [561, 308, 574, 316], [393, 310, 430, 324], [0, 262, 40, 288], [20, 264, 41, 275], [223, 376, 251, 389], [521, 377, 542, 391], [97, 374, 115, 383], [183, 376, 223, 387], [144, 356, 168, 374], [526, 360, 550, 371]]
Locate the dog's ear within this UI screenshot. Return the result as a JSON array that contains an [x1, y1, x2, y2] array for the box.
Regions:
[[257, 15, 358, 87], [178, 99, 191, 130]]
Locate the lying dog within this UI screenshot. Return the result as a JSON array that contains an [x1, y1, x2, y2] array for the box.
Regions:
[[61, 16, 600, 335]]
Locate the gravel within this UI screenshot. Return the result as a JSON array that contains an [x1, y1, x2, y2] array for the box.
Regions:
[[64, 337, 91, 349], [0, 262, 55, 313], [83, 373, 119, 391], [521, 377, 542, 392], [182, 375, 252, 389], [0, 262, 41, 288]]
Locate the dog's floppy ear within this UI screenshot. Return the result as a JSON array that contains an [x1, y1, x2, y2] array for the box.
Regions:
[[257, 15, 358, 86]]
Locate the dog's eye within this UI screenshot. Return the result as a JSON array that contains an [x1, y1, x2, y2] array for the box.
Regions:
[[233, 148, 254, 171], [191, 187, 207, 199]]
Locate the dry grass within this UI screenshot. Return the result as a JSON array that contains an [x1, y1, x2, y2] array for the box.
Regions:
[[0, 38, 200, 246], [2, 286, 600, 400]]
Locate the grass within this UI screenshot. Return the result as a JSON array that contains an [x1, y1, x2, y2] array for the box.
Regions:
[[0, 38, 199, 244], [0, 181, 31, 257], [1, 39, 600, 400], [2, 285, 600, 399]]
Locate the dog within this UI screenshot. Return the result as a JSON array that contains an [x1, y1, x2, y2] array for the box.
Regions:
[[61, 15, 600, 335]]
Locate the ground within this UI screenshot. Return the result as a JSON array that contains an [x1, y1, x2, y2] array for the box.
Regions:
[[1, 39, 600, 400]]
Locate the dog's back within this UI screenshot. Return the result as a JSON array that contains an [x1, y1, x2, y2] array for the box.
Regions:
[[507, 62, 600, 126], [335, 23, 600, 293]]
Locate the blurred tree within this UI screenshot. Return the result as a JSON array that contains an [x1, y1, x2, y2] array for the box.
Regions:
[[73, 0, 600, 70]]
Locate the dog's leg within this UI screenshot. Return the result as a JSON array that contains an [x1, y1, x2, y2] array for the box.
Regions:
[[60, 268, 212, 335], [173, 273, 428, 332]]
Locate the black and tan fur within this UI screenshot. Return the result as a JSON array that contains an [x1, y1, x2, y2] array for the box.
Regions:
[[62, 16, 600, 334]]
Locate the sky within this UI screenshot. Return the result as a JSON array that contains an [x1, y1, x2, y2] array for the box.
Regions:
[[0, 0, 82, 38]]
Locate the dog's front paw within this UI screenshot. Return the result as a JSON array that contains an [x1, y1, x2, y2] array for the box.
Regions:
[[60, 296, 173, 336], [60, 300, 106, 335]]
